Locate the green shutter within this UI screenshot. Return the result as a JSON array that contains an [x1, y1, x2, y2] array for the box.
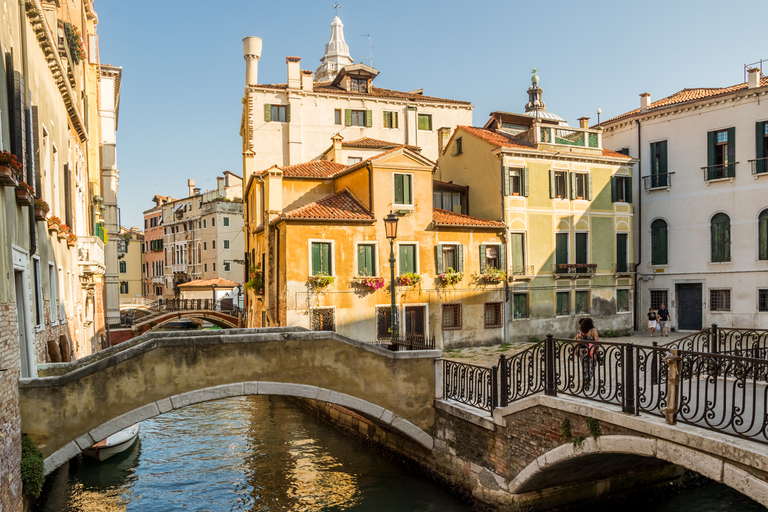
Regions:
[[321, 243, 331, 274], [358, 245, 366, 276], [479, 244, 487, 272], [311, 243, 321, 275], [711, 214, 731, 262], [727, 127, 736, 170], [617, 233, 628, 269], [394, 174, 404, 204], [651, 220, 668, 265], [285, 104, 291, 122], [499, 244, 507, 272], [403, 175, 411, 204], [365, 110, 373, 128], [707, 131, 717, 167], [757, 122, 766, 160], [511, 233, 524, 272], [587, 173, 593, 200], [393, 112, 398, 129], [457, 244, 464, 273], [264, 104, 271, 122], [549, 170, 555, 199], [611, 176, 617, 202], [345, 109, 352, 126], [626, 177, 633, 203], [503, 166, 511, 196], [399, 245, 414, 275], [563, 173, 569, 199], [435, 245, 444, 274], [575, 233, 588, 264], [523, 168, 530, 197], [514, 294, 527, 319], [570, 172, 577, 199], [556, 233, 568, 266], [759, 210, 768, 260], [659, 141, 668, 175]]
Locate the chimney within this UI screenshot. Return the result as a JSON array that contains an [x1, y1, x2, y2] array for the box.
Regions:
[[437, 127, 452, 155], [330, 134, 344, 163], [577, 117, 590, 129], [748, 67, 761, 89], [217, 176, 225, 194], [640, 93, 651, 112], [242, 37, 262, 86], [193, 188, 201, 196], [264, 167, 283, 214], [301, 70, 314, 92], [187, 179, 195, 197], [286, 56, 301, 89]]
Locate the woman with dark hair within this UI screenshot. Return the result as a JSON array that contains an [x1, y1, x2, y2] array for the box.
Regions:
[[575, 318, 598, 388]]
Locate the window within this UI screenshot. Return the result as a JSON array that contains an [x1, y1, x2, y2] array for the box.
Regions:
[[650, 141, 669, 187], [203, 220, 206, 228], [265, 104, 288, 122], [350, 78, 368, 92], [144, 219, 148, 229], [311, 242, 333, 275], [376, 306, 393, 339], [346, 109, 369, 127], [556, 291, 570, 316], [436, 244, 463, 273], [310, 308, 336, 331], [198, 221, 201, 228], [347, 157, 362, 165], [224, 262, 231, 272], [417, 113, 432, 131], [224, 240, 230, 250], [398, 244, 417, 275], [650, 290, 668, 311], [711, 213, 731, 262], [211, 218, 215, 227], [49, 263, 58, 323], [394, 173, 413, 205], [442, 304, 462, 330], [575, 233, 588, 269], [759, 209, 768, 260], [383, 111, 398, 128], [119, 261, 126, 273], [616, 233, 629, 272], [204, 264, 207, 272], [759, 289, 768, 312], [513, 293, 528, 319], [357, 244, 376, 276], [612, 176, 632, 203], [223, 217, 229, 227], [551, 171, 568, 199], [120, 281, 128, 294], [706, 128, 735, 179], [572, 173, 587, 200], [479, 244, 505, 272], [617, 289, 630, 312], [453, 137, 463, 156], [433, 190, 464, 214], [203, 241, 207, 250], [710, 289, 731, 311], [555, 233, 568, 271], [651, 219, 669, 265], [575, 290, 590, 314], [212, 240, 216, 250], [33, 258, 43, 328], [756, 121, 768, 174], [510, 168, 522, 195], [334, 109, 342, 125], [213, 262, 216, 271], [484, 302, 503, 328]]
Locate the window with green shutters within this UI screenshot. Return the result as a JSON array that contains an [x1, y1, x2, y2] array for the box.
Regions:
[[617, 289, 629, 312], [571, 173, 589, 200], [513, 293, 528, 319], [417, 113, 432, 131], [616, 233, 628, 272], [550, 170, 568, 199], [611, 176, 632, 203], [357, 244, 376, 276], [555, 233, 568, 271], [264, 104, 289, 122], [706, 128, 736, 180], [650, 141, 668, 187], [345, 109, 371, 127], [435, 244, 463, 273], [479, 244, 505, 272], [758, 209, 768, 260], [504, 167, 528, 197], [556, 291, 570, 316], [398, 244, 416, 275], [311, 242, 332, 275], [575, 290, 590, 314], [383, 111, 398, 128], [711, 213, 731, 262], [575, 233, 588, 265], [651, 219, 668, 265], [394, 173, 413, 205], [756, 122, 768, 174], [510, 233, 525, 275]]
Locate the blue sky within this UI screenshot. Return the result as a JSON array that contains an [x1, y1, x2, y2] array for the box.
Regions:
[[95, 0, 766, 228]]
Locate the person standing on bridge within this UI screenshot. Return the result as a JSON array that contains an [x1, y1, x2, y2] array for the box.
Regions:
[[657, 304, 671, 337], [647, 307, 658, 337], [575, 318, 598, 389]]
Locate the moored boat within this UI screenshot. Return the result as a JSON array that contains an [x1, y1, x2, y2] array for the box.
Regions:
[[83, 423, 140, 461]]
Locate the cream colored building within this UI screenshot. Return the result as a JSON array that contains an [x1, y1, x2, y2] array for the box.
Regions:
[[239, 14, 474, 182], [118, 227, 143, 300]]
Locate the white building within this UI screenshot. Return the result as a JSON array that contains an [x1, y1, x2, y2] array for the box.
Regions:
[[239, 14, 474, 182], [601, 67, 768, 330]]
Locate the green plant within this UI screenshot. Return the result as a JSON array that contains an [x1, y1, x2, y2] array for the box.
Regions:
[[396, 272, 422, 287], [308, 272, 335, 289], [20, 434, 44, 499], [621, 329, 632, 337], [63, 23, 85, 63], [481, 267, 506, 282], [245, 265, 264, 293], [528, 336, 542, 343], [438, 267, 463, 287], [0, 150, 21, 172], [602, 329, 622, 338], [585, 417, 601, 440], [16, 181, 34, 194], [560, 418, 572, 441]]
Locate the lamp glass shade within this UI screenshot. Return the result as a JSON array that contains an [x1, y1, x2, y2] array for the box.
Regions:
[[384, 213, 399, 240]]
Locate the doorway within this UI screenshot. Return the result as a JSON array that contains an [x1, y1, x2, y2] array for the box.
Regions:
[[404, 305, 426, 338], [677, 283, 703, 331], [15, 270, 30, 378]]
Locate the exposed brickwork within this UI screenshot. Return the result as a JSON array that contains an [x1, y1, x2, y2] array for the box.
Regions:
[[0, 302, 23, 512]]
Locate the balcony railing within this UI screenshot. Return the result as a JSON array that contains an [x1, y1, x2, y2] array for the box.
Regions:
[[613, 262, 635, 275], [152, 276, 164, 284], [702, 163, 737, 181], [510, 265, 535, 279], [554, 263, 597, 277], [77, 236, 106, 275], [642, 172, 674, 191], [750, 158, 768, 175], [539, 126, 600, 149], [172, 264, 187, 273]]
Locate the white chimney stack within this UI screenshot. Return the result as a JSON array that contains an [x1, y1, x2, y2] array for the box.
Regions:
[[243, 36, 262, 86], [748, 68, 761, 89], [640, 92, 651, 112], [187, 179, 195, 197], [301, 70, 314, 91], [286, 56, 301, 89]]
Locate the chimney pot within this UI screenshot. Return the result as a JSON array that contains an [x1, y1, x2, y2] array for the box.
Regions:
[[287, 57, 301, 89], [188, 179, 196, 197], [640, 93, 651, 111], [748, 67, 761, 89], [242, 37, 262, 86], [301, 70, 314, 92], [577, 117, 590, 129]]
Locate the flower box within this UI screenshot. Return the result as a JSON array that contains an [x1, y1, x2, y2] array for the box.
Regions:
[[34, 199, 49, 221], [57, 231, 67, 240], [396, 273, 422, 287], [481, 268, 507, 283], [438, 268, 463, 287], [34, 207, 46, 221], [67, 239, 75, 248], [0, 164, 16, 186], [307, 273, 335, 289], [15, 184, 33, 207], [354, 276, 386, 291]]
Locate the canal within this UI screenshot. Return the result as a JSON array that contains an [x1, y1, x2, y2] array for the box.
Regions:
[[35, 396, 767, 511]]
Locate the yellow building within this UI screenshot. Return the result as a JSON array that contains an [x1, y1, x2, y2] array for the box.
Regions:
[[118, 227, 143, 300], [244, 137, 508, 347], [437, 75, 636, 339]]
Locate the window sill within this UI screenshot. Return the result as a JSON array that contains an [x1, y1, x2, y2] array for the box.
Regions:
[[484, 325, 502, 329], [442, 327, 462, 331], [393, 204, 415, 212], [705, 177, 734, 185], [35, 324, 44, 333]]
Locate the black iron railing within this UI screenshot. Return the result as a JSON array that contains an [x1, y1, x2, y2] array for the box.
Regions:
[[702, 163, 737, 181], [750, 158, 768, 175], [642, 173, 674, 190], [510, 265, 535, 278], [120, 298, 243, 326], [389, 333, 436, 351], [613, 262, 635, 274], [554, 263, 597, 275], [443, 359, 496, 412], [663, 325, 768, 359]]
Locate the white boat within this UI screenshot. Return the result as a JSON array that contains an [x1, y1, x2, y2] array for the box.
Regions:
[[83, 423, 140, 461]]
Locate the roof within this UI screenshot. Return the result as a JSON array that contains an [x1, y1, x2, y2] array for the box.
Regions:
[[603, 76, 768, 124], [266, 160, 348, 179], [251, 81, 472, 106], [342, 137, 420, 151], [433, 180, 468, 191], [433, 209, 506, 228], [178, 278, 239, 289], [282, 190, 374, 221]]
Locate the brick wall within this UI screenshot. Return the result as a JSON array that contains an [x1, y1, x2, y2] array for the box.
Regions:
[[0, 302, 23, 512]]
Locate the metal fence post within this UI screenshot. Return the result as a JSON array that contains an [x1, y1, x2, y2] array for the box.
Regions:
[[491, 365, 499, 410], [545, 334, 557, 396], [651, 341, 659, 385], [710, 323, 719, 354], [499, 354, 508, 408], [623, 343, 636, 414]]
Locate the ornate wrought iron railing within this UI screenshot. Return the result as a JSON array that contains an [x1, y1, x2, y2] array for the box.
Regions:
[[389, 333, 436, 351], [443, 360, 496, 412], [663, 324, 768, 358], [500, 342, 545, 406], [701, 163, 737, 181], [642, 172, 674, 190], [120, 298, 243, 326]]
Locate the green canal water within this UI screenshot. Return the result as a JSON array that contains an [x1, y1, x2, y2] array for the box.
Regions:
[[35, 396, 767, 512]]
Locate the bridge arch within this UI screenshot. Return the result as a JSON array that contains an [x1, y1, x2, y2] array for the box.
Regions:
[[147, 312, 240, 330], [510, 435, 768, 507]]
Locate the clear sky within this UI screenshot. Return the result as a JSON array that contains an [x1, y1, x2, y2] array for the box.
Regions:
[[95, 0, 766, 228]]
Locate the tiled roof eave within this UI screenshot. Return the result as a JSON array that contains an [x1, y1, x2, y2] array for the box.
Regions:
[[495, 146, 634, 164], [433, 222, 505, 229], [275, 217, 375, 224]]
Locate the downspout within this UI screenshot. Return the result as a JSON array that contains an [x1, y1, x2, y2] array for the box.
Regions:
[[19, 0, 36, 256], [366, 162, 374, 214], [500, 155, 509, 343], [633, 120, 642, 331], [275, 223, 280, 326]]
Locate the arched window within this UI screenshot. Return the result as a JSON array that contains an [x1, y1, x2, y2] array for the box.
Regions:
[[650, 219, 668, 265], [759, 209, 768, 261], [711, 213, 731, 263]]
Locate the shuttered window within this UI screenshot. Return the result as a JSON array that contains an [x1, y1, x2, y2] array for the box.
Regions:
[[611, 176, 632, 203], [479, 244, 505, 272], [575, 291, 590, 314], [759, 209, 768, 261], [383, 111, 398, 128], [311, 242, 332, 275], [417, 113, 432, 131], [264, 104, 289, 122], [616, 233, 628, 271], [394, 173, 413, 205], [651, 219, 668, 265], [346, 109, 369, 127], [510, 233, 525, 274], [357, 244, 375, 276], [435, 244, 463, 273], [617, 289, 629, 312], [398, 244, 416, 275], [556, 291, 570, 316], [513, 293, 528, 319], [650, 141, 668, 187], [711, 213, 731, 262], [756, 122, 768, 174], [575, 233, 588, 265], [707, 128, 736, 179], [555, 233, 568, 267]]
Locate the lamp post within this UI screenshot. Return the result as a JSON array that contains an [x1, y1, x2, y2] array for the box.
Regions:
[[596, 108, 602, 126], [384, 212, 399, 346]]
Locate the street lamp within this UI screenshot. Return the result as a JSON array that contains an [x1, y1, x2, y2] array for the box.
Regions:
[[596, 108, 602, 126], [384, 212, 399, 345]]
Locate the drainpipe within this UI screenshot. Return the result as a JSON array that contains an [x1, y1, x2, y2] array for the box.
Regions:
[[633, 119, 642, 331], [19, 0, 36, 256], [499, 155, 510, 342]]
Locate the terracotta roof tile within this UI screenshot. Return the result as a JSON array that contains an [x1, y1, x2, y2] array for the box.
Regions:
[[603, 77, 768, 124], [342, 137, 419, 151], [433, 209, 505, 228], [283, 190, 373, 221], [261, 160, 348, 179], [250, 82, 472, 106], [178, 278, 239, 288], [458, 126, 536, 150]]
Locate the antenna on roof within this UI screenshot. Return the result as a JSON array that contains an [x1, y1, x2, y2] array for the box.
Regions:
[[361, 34, 373, 67], [333, 2, 340, 15]]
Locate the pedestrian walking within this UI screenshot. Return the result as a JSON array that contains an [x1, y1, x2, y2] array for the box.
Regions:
[[575, 318, 598, 389], [657, 304, 671, 337], [647, 307, 657, 337]]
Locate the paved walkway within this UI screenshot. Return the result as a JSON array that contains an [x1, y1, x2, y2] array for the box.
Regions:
[[443, 330, 687, 368]]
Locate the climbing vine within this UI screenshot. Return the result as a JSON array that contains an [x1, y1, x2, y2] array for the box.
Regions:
[[560, 417, 601, 449], [20, 434, 44, 499]]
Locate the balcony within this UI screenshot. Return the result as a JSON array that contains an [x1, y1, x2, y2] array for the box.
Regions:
[[152, 276, 164, 284], [172, 264, 187, 273], [642, 173, 674, 191], [613, 263, 635, 276], [510, 265, 534, 280], [554, 263, 597, 278], [77, 236, 106, 276], [538, 125, 600, 150], [702, 163, 737, 182], [750, 158, 768, 176]]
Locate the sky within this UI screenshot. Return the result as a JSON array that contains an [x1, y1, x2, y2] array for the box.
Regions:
[[94, 0, 767, 228]]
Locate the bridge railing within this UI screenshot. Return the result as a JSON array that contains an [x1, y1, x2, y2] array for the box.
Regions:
[[119, 298, 243, 326], [388, 333, 436, 352], [662, 324, 768, 359], [443, 359, 497, 412]]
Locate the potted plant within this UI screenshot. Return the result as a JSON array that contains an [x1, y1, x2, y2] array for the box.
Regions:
[[66, 233, 77, 248], [0, 150, 20, 186], [34, 199, 49, 221], [15, 181, 33, 206], [355, 276, 386, 291], [307, 272, 335, 289], [47, 215, 62, 233], [58, 223, 70, 240], [438, 267, 463, 287], [481, 267, 507, 283], [396, 272, 422, 287], [244, 264, 264, 295], [63, 23, 86, 64]]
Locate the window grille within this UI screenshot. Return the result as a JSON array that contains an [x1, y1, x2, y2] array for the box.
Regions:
[[484, 302, 502, 328], [310, 308, 335, 332], [759, 290, 768, 312], [710, 289, 731, 311], [376, 307, 393, 339], [442, 304, 462, 330], [650, 290, 668, 311]]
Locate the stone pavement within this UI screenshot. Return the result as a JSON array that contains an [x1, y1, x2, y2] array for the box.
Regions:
[[442, 330, 688, 368]]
